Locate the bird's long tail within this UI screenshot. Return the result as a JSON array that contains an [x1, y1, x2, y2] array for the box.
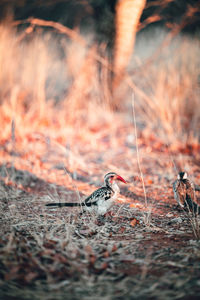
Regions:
[[46, 202, 85, 207]]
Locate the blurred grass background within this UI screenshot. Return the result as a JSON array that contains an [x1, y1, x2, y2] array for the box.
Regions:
[[0, 0, 199, 146]]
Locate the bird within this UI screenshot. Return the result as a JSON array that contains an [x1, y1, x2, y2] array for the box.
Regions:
[[173, 171, 199, 214], [46, 172, 127, 215]]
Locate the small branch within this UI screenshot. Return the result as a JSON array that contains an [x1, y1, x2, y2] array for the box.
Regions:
[[131, 93, 148, 208], [12, 17, 86, 46]]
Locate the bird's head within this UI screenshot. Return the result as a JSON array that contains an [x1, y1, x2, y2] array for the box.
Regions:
[[177, 171, 188, 180], [104, 172, 127, 187]]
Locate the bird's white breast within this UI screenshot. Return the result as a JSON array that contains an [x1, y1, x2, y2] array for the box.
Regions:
[[96, 198, 114, 215]]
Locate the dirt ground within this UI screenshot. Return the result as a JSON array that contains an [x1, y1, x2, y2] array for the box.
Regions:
[[0, 124, 200, 300]]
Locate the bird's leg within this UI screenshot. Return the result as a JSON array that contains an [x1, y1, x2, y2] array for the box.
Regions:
[[96, 215, 106, 226]]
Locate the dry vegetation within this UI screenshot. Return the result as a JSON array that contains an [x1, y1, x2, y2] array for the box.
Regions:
[[0, 11, 200, 300]]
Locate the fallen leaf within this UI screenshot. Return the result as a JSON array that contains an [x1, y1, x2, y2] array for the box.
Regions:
[[89, 254, 96, 265], [147, 179, 153, 184], [130, 219, 137, 227], [103, 251, 109, 258], [118, 227, 125, 233], [85, 245, 93, 254], [101, 262, 108, 270], [112, 244, 117, 252]]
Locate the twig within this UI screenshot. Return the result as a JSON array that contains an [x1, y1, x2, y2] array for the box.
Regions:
[[13, 17, 86, 46], [131, 93, 148, 208]]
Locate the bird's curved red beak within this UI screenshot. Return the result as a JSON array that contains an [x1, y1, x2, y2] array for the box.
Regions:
[[116, 175, 127, 184]]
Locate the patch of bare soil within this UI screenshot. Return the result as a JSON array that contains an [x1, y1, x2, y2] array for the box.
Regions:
[[0, 129, 200, 300]]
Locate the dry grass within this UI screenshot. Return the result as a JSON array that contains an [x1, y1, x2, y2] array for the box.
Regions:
[[131, 30, 200, 145], [1, 164, 200, 299], [0, 22, 199, 147]]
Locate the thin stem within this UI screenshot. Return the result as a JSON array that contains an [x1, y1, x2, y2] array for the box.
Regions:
[[131, 93, 148, 208]]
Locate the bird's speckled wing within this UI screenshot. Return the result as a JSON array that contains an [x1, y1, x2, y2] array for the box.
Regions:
[[185, 180, 197, 205], [84, 187, 113, 206], [173, 180, 186, 207]]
